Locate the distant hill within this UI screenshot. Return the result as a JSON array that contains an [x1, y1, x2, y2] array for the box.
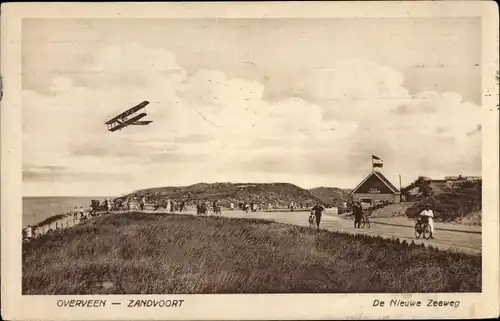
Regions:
[[115, 182, 323, 208], [308, 187, 350, 206]]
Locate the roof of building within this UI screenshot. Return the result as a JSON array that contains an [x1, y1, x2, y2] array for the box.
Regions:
[[350, 171, 400, 195]]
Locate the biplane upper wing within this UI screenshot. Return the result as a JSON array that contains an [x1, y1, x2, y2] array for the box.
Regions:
[[108, 113, 148, 132], [105, 101, 150, 125]]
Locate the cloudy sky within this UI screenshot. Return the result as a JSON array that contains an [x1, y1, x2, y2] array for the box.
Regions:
[[22, 18, 482, 196]]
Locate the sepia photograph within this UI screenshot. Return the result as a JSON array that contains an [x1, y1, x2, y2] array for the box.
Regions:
[[2, 2, 499, 320]]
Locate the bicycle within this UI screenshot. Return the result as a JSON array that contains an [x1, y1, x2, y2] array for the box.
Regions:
[[414, 217, 432, 239], [212, 205, 222, 216], [360, 215, 371, 229], [308, 213, 316, 228]]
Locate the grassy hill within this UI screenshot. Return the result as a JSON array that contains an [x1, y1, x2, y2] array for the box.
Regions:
[[23, 212, 481, 294], [308, 187, 350, 206], [115, 182, 323, 208], [405, 180, 481, 224]]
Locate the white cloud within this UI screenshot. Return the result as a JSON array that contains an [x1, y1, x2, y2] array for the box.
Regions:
[[23, 44, 481, 196], [297, 59, 409, 102]]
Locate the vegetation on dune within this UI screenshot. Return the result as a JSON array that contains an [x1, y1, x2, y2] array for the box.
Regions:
[[402, 176, 448, 200], [115, 182, 324, 208], [406, 180, 481, 223], [308, 187, 350, 206], [23, 212, 481, 294], [455, 211, 481, 226]]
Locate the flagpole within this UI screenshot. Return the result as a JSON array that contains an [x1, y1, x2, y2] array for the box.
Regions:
[[399, 174, 404, 202]]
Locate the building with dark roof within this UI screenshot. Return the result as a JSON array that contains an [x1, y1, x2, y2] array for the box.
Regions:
[[350, 171, 401, 205]]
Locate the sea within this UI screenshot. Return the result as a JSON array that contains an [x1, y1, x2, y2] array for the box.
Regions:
[[23, 196, 113, 228]]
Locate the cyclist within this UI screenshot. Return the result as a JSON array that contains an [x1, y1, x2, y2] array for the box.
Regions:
[[419, 206, 435, 239], [311, 203, 325, 230]]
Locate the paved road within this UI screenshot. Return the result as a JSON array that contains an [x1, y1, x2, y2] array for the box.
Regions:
[[33, 208, 481, 256], [166, 209, 481, 256]]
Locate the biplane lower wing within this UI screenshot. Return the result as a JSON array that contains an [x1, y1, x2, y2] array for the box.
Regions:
[[130, 121, 153, 126], [108, 113, 147, 132]]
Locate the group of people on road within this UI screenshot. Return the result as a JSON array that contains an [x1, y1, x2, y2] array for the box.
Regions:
[[89, 199, 115, 214], [289, 201, 310, 212], [238, 201, 261, 213], [73, 206, 86, 220], [23, 197, 437, 244], [306, 200, 436, 239], [23, 204, 96, 242], [194, 200, 221, 215], [151, 199, 186, 212]]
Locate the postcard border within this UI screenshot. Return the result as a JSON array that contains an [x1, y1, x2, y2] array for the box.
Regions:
[[1, 2, 499, 320]]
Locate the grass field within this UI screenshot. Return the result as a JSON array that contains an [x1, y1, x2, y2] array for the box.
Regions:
[[22, 212, 481, 294]]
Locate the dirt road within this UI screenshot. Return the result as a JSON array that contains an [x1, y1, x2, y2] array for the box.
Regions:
[[171, 209, 481, 256]]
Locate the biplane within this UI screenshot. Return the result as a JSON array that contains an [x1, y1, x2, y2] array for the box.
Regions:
[[105, 101, 153, 132]]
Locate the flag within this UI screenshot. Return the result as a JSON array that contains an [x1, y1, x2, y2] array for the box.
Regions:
[[372, 155, 383, 168]]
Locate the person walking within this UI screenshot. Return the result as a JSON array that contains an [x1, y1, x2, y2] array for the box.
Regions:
[[166, 199, 172, 213], [353, 201, 363, 229], [140, 196, 145, 211], [311, 203, 325, 230], [25, 225, 33, 240]]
